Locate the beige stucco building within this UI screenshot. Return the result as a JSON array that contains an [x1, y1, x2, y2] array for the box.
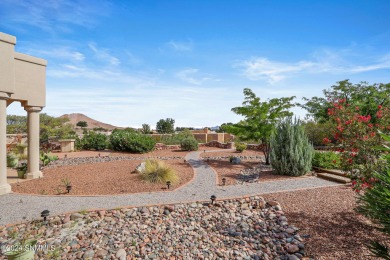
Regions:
[[0, 32, 46, 195]]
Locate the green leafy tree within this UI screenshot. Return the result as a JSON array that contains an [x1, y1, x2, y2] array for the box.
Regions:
[[6, 115, 27, 134], [225, 88, 295, 164], [76, 121, 88, 127], [301, 80, 390, 123], [217, 122, 233, 133], [156, 118, 175, 134], [40, 114, 76, 143], [141, 124, 151, 134]]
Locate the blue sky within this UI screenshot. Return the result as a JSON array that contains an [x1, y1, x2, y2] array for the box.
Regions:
[[1, 0, 390, 128]]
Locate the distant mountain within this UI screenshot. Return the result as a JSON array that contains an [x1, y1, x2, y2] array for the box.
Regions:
[[60, 113, 119, 130]]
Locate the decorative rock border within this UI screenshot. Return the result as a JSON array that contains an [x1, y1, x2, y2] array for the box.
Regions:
[[0, 196, 307, 259], [44, 156, 184, 169], [203, 155, 264, 160]]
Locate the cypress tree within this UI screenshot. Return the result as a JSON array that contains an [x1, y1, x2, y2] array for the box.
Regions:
[[270, 117, 314, 176]]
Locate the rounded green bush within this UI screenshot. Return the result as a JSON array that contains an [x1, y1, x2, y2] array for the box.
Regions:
[[235, 142, 247, 152], [180, 137, 199, 151], [312, 151, 341, 169], [110, 130, 156, 153], [81, 131, 107, 151]]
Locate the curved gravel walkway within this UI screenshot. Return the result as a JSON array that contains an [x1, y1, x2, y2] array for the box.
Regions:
[[0, 150, 340, 226]]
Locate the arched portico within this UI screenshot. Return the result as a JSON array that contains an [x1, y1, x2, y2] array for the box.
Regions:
[[0, 32, 47, 195]]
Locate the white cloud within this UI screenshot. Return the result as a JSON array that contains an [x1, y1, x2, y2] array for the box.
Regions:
[[238, 50, 390, 83], [1, 0, 111, 33], [167, 40, 193, 52], [175, 68, 216, 85], [24, 47, 85, 62], [88, 43, 120, 66]]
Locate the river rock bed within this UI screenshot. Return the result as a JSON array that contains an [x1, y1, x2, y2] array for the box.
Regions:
[[44, 156, 184, 169], [0, 197, 308, 259]]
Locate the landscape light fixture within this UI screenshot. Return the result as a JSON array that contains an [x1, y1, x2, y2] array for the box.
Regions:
[[222, 177, 226, 186], [166, 181, 171, 189], [210, 195, 216, 204], [41, 210, 50, 221], [64, 154, 67, 159], [66, 185, 72, 193]]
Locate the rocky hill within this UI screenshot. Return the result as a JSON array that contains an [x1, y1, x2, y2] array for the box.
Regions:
[[60, 113, 119, 130]]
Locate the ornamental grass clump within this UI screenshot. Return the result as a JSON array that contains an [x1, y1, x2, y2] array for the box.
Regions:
[[141, 159, 178, 184], [270, 117, 314, 176]]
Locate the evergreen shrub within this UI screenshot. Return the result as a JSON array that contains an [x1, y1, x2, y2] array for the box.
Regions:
[[270, 117, 314, 176]]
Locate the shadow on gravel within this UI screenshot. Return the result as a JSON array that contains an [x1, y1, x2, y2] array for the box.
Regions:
[[187, 159, 207, 168], [285, 210, 384, 259]]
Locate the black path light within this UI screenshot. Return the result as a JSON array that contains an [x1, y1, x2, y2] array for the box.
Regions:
[[41, 210, 50, 221], [66, 184, 72, 193], [222, 177, 226, 186], [166, 181, 171, 189], [210, 195, 216, 204]]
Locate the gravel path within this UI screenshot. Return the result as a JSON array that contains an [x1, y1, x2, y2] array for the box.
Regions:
[[0, 150, 340, 227]]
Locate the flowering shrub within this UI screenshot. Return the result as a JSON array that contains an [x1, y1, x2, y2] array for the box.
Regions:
[[326, 98, 390, 190]]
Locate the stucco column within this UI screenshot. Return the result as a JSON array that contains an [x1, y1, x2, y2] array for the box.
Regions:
[[25, 106, 42, 179], [0, 93, 12, 195]]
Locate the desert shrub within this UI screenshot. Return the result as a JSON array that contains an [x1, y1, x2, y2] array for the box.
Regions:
[[235, 142, 247, 152], [74, 136, 83, 151], [160, 129, 195, 145], [80, 131, 107, 150], [180, 137, 199, 151], [141, 159, 178, 184], [7, 153, 19, 168], [270, 117, 314, 176], [356, 132, 390, 258], [312, 151, 341, 169], [110, 129, 155, 153]]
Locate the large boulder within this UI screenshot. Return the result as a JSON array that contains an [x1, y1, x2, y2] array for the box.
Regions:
[[135, 162, 146, 174], [230, 157, 241, 164]]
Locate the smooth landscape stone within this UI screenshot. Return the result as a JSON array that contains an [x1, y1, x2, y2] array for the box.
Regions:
[[0, 197, 308, 259]]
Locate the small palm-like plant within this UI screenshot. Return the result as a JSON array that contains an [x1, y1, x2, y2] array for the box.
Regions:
[[141, 159, 178, 184]]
